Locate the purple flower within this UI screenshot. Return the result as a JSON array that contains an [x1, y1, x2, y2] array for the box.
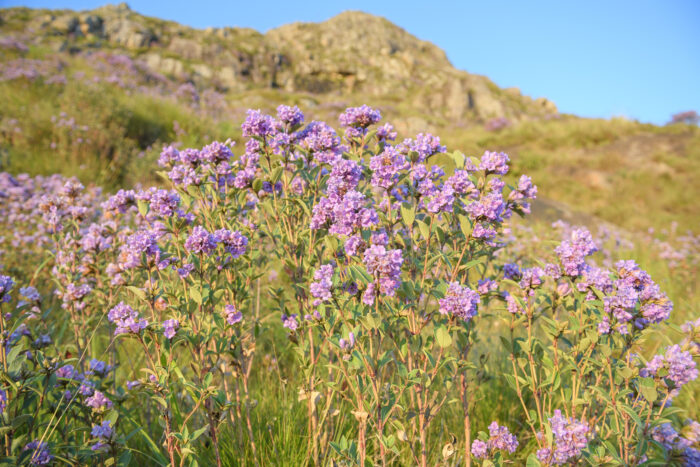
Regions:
[[472, 223, 496, 239], [0, 388, 6, 415], [520, 267, 544, 290], [215, 229, 248, 258], [242, 109, 273, 138], [543, 410, 590, 465], [19, 286, 41, 303], [119, 230, 160, 270], [344, 235, 364, 256], [85, 390, 113, 411], [477, 279, 498, 295], [641, 345, 698, 391], [23, 440, 52, 466], [126, 380, 141, 390], [486, 421, 519, 454], [0, 275, 14, 303], [162, 319, 180, 339], [158, 144, 180, 167], [311, 190, 377, 236], [201, 141, 234, 165], [479, 151, 510, 175], [339, 332, 356, 351], [91, 420, 113, 440], [224, 304, 242, 325], [376, 123, 397, 142], [555, 228, 597, 277], [282, 314, 299, 331], [509, 174, 538, 201], [168, 164, 201, 187], [88, 359, 112, 378], [446, 170, 477, 196], [102, 189, 136, 214], [471, 439, 488, 459], [439, 282, 480, 322], [138, 188, 180, 217], [339, 105, 381, 129], [505, 293, 524, 314], [363, 245, 403, 297], [369, 146, 408, 189], [276, 105, 304, 128], [298, 121, 344, 164], [400, 133, 446, 162], [597, 316, 611, 334], [426, 184, 455, 213], [310, 264, 334, 305], [362, 283, 376, 306], [466, 191, 505, 222], [327, 158, 362, 195], [185, 226, 218, 255], [177, 263, 195, 278], [107, 302, 148, 336]]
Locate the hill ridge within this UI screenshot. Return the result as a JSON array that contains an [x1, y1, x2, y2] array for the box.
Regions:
[[0, 3, 557, 123]]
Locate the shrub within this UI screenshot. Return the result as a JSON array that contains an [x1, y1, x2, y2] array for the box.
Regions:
[[0, 105, 697, 466]]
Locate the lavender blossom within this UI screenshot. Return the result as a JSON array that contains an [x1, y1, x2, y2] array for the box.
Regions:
[[224, 304, 242, 325], [107, 302, 148, 336], [185, 226, 218, 255], [310, 264, 334, 305], [23, 440, 52, 466], [439, 282, 480, 321], [85, 390, 113, 411], [215, 229, 248, 258], [162, 319, 180, 339]]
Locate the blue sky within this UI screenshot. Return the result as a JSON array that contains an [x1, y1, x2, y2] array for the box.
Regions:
[[4, 0, 699, 124]]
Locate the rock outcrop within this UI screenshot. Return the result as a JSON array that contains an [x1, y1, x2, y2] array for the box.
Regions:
[[1, 4, 557, 123]]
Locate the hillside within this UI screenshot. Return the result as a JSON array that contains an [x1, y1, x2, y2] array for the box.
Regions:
[[0, 3, 698, 232]]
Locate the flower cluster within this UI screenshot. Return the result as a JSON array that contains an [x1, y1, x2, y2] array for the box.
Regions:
[[471, 421, 519, 459], [439, 282, 480, 322], [641, 344, 698, 394], [107, 302, 148, 336], [362, 245, 403, 303], [536, 410, 590, 465]]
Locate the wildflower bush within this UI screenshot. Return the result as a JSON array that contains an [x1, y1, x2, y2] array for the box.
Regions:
[[0, 105, 698, 466]]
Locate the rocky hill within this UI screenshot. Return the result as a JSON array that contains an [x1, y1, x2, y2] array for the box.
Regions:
[[0, 3, 698, 233], [0, 3, 556, 124]]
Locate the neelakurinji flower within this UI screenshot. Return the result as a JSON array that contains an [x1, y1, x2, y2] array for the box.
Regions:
[[23, 440, 52, 466], [162, 319, 180, 339], [363, 245, 403, 299], [310, 264, 334, 305], [471, 421, 519, 459], [439, 282, 480, 321], [85, 390, 113, 411], [224, 304, 242, 325], [537, 410, 590, 465], [107, 302, 148, 336], [185, 226, 218, 255], [215, 229, 248, 258]]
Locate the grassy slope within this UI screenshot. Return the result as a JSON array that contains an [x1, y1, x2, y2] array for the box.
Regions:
[[1, 52, 698, 467]]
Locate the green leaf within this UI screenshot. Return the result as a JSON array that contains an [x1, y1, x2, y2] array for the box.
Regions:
[[458, 214, 472, 238], [417, 219, 430, 241], [348, 266, 373, 285], [400, 204, 415, 227], [638, 377, 658, 403], [189, 288, 202, 305], [271, 167, 284, 184], [436, 326, 452, 348], [126, 286, 146, 301], [526, 453, 542, 467], [449, 151, 466, 169]]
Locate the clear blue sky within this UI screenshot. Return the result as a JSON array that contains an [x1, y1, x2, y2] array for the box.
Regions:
[[4, 0, 699, 124]]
